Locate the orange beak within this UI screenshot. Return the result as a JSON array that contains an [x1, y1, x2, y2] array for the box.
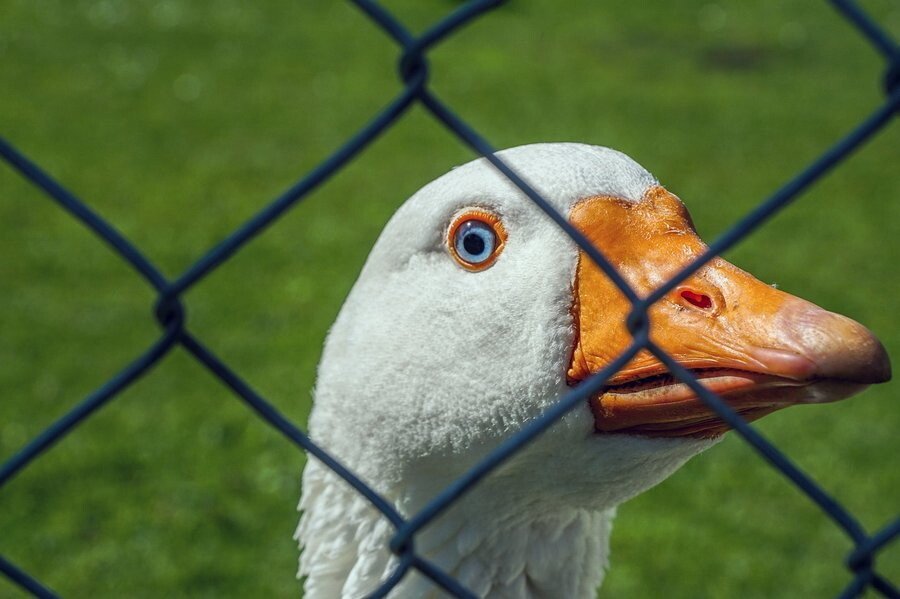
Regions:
[[567, 187, 891, 438]]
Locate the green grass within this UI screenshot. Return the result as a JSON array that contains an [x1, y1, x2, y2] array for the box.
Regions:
[[1, 0, 898, 596]]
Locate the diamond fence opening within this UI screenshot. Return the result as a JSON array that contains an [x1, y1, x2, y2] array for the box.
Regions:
[[1, 0, 898, 597]]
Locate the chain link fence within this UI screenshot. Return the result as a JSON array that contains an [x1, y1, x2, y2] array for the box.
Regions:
[[2, 0, 899, 597]]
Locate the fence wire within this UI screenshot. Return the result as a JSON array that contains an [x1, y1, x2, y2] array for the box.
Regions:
[[1, 0, 898, 597]]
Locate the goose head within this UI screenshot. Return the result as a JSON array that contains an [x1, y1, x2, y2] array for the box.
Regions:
[[298, 143, 890, 598]]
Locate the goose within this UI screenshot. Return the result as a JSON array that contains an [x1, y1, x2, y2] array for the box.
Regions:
[[296, 143, 890, 598]]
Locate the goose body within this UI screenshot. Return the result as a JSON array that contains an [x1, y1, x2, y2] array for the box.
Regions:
[[296, 143, 889, 598]]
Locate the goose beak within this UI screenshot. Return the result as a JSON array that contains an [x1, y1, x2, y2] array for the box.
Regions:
[[566, 187, 891, 438]]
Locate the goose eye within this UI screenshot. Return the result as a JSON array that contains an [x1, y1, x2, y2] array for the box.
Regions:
[[448, 209, 507, 271], [456, 221, 494, 262]]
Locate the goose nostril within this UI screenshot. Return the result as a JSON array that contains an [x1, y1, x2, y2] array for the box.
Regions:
[[680, 289, 713, 310]]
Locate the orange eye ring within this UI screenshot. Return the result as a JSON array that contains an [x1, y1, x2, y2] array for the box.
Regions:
[[447, 209, 507, 271]]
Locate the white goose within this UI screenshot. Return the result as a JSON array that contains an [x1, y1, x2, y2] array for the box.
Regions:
[[296, 143, 890, 598]]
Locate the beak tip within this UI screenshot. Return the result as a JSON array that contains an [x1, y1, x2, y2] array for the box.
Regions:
[[819, 318, 891, 386], [840, 324, 891, 385], [781, 302, 891, 387], [868, 340, 891, 384]]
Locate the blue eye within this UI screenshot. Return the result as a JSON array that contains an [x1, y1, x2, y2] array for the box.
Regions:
[[448, 210, 506, 271], [455, 220, 495, 264]]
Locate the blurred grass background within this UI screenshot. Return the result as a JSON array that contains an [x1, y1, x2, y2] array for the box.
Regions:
[[1, 0, 898, 597]]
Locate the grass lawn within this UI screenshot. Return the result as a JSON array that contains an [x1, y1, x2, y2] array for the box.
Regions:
[[1, 0, 898, 596]]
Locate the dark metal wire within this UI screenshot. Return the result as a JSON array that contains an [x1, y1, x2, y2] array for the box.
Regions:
[[1, 0, 898, 597], [0, 555, 58, 599]]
